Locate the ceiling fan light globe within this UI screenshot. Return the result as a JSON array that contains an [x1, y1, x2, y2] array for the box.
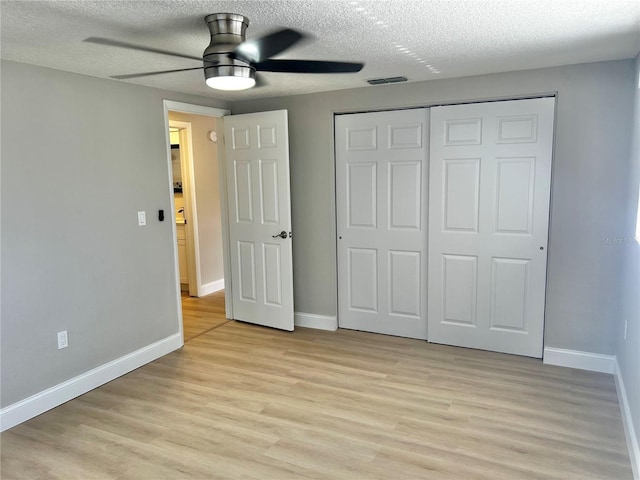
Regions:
[[204, 63, 255, 91], [206, 75, 256, 90]]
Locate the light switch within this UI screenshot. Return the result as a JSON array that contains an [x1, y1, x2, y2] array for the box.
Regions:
[[138, 211, 146, 226]]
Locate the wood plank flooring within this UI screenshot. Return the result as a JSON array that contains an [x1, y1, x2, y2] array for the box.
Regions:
[[181, 290, 228, 341], [0, 298, 632, 479]]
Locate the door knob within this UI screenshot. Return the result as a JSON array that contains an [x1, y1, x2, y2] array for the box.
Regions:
[[272, 231, 288, 239]]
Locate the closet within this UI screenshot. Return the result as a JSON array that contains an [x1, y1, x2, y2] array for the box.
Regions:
[[335, 97, 555, 357]]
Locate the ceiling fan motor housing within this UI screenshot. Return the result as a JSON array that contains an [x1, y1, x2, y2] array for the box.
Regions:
[[203, 13, 255, 84]]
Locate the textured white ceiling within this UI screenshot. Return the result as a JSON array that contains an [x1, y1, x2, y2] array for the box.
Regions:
[[1, 0, 639, 101]]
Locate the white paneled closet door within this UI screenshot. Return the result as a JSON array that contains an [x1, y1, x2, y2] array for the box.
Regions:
[[336, 109, 429, 339], [428, 97, 555, 357]]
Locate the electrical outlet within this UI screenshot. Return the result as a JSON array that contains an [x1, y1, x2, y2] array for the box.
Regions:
[[57, 330, 68, 349], [137, 211, 146, 226], [624, 319, 628, 341]]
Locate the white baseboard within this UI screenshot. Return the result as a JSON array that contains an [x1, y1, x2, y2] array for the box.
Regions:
[[543, 346, 616, 374], [294, 312, 338, 331], [199, 278, 224, 296], [615, 359, 640, 480], [543, 347, 638, 477], [0, 333, 183, 432]]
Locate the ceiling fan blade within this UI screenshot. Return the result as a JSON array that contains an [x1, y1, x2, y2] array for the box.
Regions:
[[111, 67, 206, 80], [255, 59, 364, 74], [84, 37, 209, 63], [234, 28, 305, 63]]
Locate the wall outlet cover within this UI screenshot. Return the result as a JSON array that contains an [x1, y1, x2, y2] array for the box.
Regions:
[[57, 331, 68, 349]]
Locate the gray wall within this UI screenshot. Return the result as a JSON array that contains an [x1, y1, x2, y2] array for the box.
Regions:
[[0, 60, 229, 407], [232, 60, 635, 356], [617, 53, 640, 446]]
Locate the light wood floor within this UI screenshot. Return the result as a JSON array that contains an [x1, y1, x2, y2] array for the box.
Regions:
[[181, 290, 228, 342], [1, 297, 631, 479]]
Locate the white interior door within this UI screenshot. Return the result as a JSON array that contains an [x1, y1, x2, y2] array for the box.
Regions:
[[428, 97, 555, 357], [336, 109, 429, 339], [223, 110, 294, 331]]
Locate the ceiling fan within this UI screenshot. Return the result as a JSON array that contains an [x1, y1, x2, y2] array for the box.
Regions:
[[85, 13, 365, 91]]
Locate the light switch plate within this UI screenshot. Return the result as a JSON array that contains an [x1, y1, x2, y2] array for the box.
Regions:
[[138, 211, 146, 226]]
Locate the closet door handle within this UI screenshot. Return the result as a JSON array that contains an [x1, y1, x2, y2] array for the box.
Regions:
[[272, 231, 288, 239]]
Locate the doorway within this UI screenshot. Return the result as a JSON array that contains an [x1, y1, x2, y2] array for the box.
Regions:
[[163, 101, 231, 342], [169, 122, 198, 297]]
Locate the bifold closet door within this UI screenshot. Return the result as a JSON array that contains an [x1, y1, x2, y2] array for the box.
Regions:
[[335, 109, 429, 339], [427, 97, 555, 357]]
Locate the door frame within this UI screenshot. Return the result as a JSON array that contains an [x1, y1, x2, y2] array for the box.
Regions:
[[162, 101, 233, 342]]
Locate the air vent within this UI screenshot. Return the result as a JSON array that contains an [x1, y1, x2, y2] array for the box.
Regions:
[[366, 76, 408, 85]]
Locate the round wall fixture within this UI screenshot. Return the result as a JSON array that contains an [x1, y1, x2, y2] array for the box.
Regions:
[[208, 131, 217, 142]]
